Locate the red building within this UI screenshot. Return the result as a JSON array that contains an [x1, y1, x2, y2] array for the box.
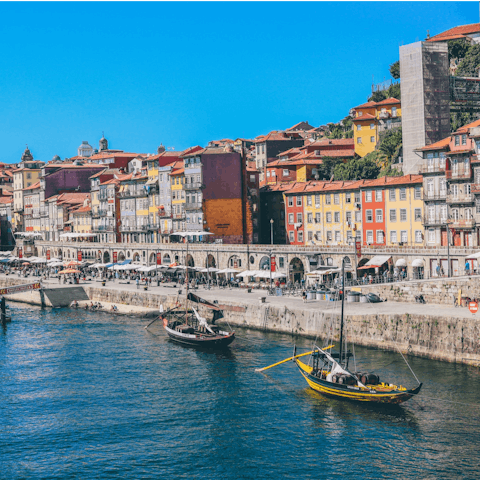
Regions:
[[360, 179, 386, 246], [284, 183, 308, 245]]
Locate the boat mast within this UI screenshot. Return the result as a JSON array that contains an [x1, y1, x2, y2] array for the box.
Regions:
[[185, 234, 189, 322], [339, 257, 345, 367]]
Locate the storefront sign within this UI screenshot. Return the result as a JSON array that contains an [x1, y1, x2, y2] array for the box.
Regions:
[[355, 241, 361, 258], [113, 251, 118, 264]]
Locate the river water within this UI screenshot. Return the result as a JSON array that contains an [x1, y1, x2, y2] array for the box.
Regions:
[[1, 304, 479, 479]]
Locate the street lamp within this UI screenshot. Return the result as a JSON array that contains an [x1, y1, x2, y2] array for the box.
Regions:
[[270, 219, 274, 245]]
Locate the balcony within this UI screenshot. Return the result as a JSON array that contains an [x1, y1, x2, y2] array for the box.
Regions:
[[120, 225, 136, 232], [120, 189, 148, 198], [185, 202, 203, 210], [446, 167, 472, 180], [423, 191, 447, 201], [146, 224, 159, 230], [173, 212, 186, 220], [419, 162, 446, 175], [449, 218, 475, 229], [94, 225, 114, 232], [422, 215, 448, 226], [446, 193, 474, 204], [184, 182, 203, 191], [378, 112, 390, 119]]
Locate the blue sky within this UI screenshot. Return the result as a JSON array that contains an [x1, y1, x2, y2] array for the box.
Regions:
[[0, 1, 477, 162]]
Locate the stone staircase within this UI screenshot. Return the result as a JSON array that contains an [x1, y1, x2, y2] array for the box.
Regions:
[[42, 287, 90, 307]]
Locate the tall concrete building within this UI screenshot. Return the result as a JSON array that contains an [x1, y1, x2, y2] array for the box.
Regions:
[[400, 41, 450, 174]]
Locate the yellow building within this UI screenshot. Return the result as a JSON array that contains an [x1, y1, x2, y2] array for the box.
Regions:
[[170, 165, 185, 233], [352, 97, 401, 157], [302, 180, 363, 246], [72, 201, 92, 234], [384, 175, 424, 246], [23, 182, 42, 233]]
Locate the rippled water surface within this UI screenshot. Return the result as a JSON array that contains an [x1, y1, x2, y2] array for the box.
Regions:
[[1, 305, 480, 479]]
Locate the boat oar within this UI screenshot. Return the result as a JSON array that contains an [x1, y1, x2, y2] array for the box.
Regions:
[[255, 345, 334, 373], [144, 306, 178, 330]]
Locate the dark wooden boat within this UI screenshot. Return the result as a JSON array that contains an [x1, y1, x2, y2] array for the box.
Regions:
[[294, 259, 422, 405]]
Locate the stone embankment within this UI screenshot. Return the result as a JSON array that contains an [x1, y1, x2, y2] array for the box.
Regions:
[[1, 275, 480, 366], [356, 275, 480, 305]]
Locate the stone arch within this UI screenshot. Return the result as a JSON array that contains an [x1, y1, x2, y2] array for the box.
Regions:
[[163, 253, 171, 264], [118, 251, 126, 262], [127, 251, 131, 259], [259, 255, 270, 271], [149, 252, 156, 264], [132, 252, 141, 262], [103, 251, 110, 263], [343, 256, 352, 267], [185, 254, 194, 267], [358, 258, 369, 269], [325, 256, 334, 267], [206, 254, 216, 268], [289, 257, 304, 283]]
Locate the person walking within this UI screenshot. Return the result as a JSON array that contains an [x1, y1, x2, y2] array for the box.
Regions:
[[136, 278, 139, 289], [466, 260, 470, 276], [302, 290, 307, 303], [436, 264, 441, 277]]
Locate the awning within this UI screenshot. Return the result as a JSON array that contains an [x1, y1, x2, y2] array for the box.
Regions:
[[395, 259, 407, 267], [357, 255, 391, 270], [465, 252, 480, 260], [412, 259, 424, 267]]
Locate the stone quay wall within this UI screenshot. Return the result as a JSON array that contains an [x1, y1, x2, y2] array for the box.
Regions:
[[356, 276, 480, 305]]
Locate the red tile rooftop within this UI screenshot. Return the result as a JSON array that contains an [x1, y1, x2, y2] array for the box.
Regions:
[[415, 137, 451, 151], [353, 113, 376, 121], [427, 23, 480, 42]]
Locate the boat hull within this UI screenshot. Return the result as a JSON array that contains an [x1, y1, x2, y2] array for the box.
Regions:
[[164, 325, 235, 349], [296, 359, 422, 405]]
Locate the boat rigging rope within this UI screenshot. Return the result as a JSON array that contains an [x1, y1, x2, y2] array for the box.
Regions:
[[395, 343, 421, 385]]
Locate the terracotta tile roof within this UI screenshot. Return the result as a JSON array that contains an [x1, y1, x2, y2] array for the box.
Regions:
[[255, 131, 299, 143], [415, 137, 451, 151], [286, 121, 315, 131], [307, 138, 354, 147], [0, 197, 12, 205], [57, 192, 90, 205], [455, 118, 480, 134], [100, 178, 121, 186], [427, 23, 480, 42], [277, 147, 302, 157], [260, 182, 296, 193], [22, 181, 41, 191], [353, 100, 377, 110], [360, 174, 423, 188], [448, 149, 473, 155], [375, 97, 400, 106], [170, 168, 184, 176], [353, 113, 376, 121], [73, 205, 91, 213]]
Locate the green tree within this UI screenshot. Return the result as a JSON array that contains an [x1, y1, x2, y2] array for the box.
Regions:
[[333, 157, 380, 181], [379, 128, 402, 162], [448, 38, 470, 62], [389, 60, 400, 79], [317, 157, 343, 180], [387, 83, 401, 100], [368, 90, 387, 102], [456, 44, 480, 77], [378, 163, 403, 178]]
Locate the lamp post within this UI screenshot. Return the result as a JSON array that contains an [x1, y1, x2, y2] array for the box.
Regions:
[[270, 219, 274, 245]]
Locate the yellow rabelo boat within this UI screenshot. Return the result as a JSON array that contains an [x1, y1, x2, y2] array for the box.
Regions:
[[294, 259, 422, 405]]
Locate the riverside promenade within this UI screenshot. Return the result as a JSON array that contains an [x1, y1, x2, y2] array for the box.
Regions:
[[2, 272, 480, 365]]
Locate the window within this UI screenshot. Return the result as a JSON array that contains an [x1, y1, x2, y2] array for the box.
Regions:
[[376, 230, 384, 244], [334, 194, 339, 204], [326, 231, 332, 241], [316, 231, 321, 240], [354, 192, 360, 203], [325, 194, 331, 205], [307, 196, 312, 206], [296, 196, 302, 206], [455, 136, 460, 146], [288, 197, 293, 206], [307, 213, 313, 223], [462, 134, 467, 145], [428, 229, 435, 243], [347, 230, 353, 242], [415, 230, 423, 243], [375, 190, 382, 201], [375, 209, 383, 222], [392, 107, 397, 117], [298, 231, 303, 243], [345, 193, 351, 203], [356, 124, 361, 131], [279, 257, 284, 268], [390, 209, 397, 222], [390, 230, 397, 243], [400, 209, 407, 222], [308, 231, 313, 241], [358, 111, 363, 117], [414, 186, 421, 199], [370, 136, 375, 143], [366, 230, 373, 243], [315, 195, 320, 206], [400, 188, 406, 200], [357, 137, 362, 144], [451, 208, 459, 221], [250, 174, 256, 183], [370, 123, 375, 130], [466, 184, 471, 195], [389, 189, 396, 201], [326, 212, 332, 223], [414, 208, 422, 221], [334, 212, 340, 223], [346, 211, 352, 222], [271, 171, 275, 177], [315, 213, 321, 223], [266, 171, 270, 178], [365, 191, 372, 202], [355, 210, 361, 222], [335, 231, 341, 242], [288, 213, 294, 224], [400, 230, 408, 243], [297, 213, 302, 223], [289, 231, 294, 242], [366, 209, 373, 222], [466, 208, 472, 220], [283, 169, 289, 177]]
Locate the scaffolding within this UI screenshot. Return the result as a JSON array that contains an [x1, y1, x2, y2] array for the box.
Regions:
[[449, 76, 480, 112]]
